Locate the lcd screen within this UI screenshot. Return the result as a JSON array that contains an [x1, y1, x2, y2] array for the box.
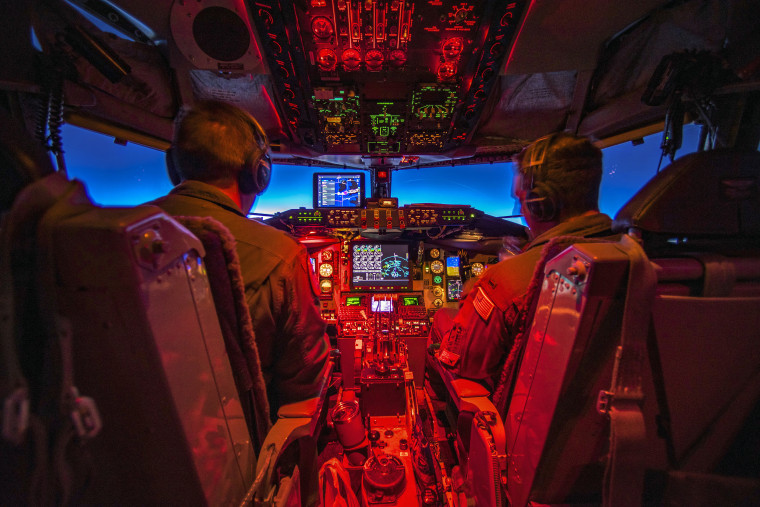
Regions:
[[345, 296, 362, 306], [446, 256, 460, 277], [314, 173, 365, 208], [402, 296, 420, 306], [447, 279, 463, 301], [371, 298, 394, 312], [350, 242, 411, 290]]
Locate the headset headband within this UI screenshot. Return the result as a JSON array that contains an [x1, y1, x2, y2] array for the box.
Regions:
[[521, 134, 554, 171]]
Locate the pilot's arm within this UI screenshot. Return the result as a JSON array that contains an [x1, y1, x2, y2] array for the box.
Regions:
[[435, 276, 520, 385], [270, 248, 331, 407]]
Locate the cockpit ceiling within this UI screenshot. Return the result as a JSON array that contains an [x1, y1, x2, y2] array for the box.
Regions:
[[35, 0, 760, 167]]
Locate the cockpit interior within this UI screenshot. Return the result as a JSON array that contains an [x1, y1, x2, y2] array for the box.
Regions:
[[2, 0, 760, 506]]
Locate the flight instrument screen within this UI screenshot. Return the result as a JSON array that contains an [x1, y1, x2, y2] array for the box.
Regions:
[[314, 173, 364, 208], [351, 243, 411, 290]]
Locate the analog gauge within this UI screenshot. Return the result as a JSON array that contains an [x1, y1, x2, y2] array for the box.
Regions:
[[365, 49, 384, 70], [322, 250, 333, 261], [311, 16, 334, 39], [319, 263, 334, 277], [432, 286, 443, 297], [342, 48, 361, 71], [429, 248, 440, 259], [437, 62, 457, 81], [389, 49, 407, 67], [471, 262, 485, 277], [319, 279, 333, 293], [317, 49, 337, 71], [442, 37, 464, 59], [432, 298, 443, 308], [430, 260, 444, 274], [433, 275, 443, 285]]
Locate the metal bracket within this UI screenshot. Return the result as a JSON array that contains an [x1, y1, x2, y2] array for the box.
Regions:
[[70, 387, 102, 439], [597, 390, 613, 415], [2, 387, 30, 445]]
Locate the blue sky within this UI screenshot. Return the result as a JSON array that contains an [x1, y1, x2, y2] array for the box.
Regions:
[[62, 123, 701, 219]]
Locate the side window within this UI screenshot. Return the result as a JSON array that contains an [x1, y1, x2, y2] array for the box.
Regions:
[[63, 124, 171, 205], [599, 123, 702, 217]]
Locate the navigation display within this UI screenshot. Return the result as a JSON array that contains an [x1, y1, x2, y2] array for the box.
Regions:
[[351, 242, 411, 290], [447, 279, 463, 301], [314, 172, 365, 208]]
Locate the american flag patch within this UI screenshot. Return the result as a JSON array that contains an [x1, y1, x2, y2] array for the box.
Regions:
[[473, 286, 495, 321]]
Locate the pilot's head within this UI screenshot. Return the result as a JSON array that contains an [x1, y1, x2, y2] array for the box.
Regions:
[[512, 132, 602, 231], [167, 100, 271, 212]]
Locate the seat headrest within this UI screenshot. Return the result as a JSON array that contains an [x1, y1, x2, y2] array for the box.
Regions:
[[613, 149, 760, 237]]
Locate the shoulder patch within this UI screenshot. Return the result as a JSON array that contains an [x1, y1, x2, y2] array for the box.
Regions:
[[473, 286, 495, 321]]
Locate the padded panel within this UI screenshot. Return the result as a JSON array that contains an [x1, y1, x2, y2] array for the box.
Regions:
[[53, 207, 254, 504], [651, 295, 760, 469], [614, 150, 760, 236]]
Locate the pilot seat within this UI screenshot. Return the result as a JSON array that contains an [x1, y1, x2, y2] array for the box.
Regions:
[[0, 121, 328, 506], [501, 149, 760, 506]]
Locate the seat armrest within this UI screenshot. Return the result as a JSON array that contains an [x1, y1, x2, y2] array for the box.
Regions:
[[253, 362, 335, 504], [432, 357, 494, 413], [277, 397, 320, 418], [451, 378, 490, 399]]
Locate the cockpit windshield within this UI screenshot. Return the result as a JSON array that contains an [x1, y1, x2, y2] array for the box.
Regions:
[[63, 123, 702, 219]]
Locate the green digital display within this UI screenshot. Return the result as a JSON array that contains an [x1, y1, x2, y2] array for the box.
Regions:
[[402, 296, 419, 306], [313, 88, 361, 147], [369, 109, 403, 137], [411, 84, 458, 121], [346, 296, 362, 306]]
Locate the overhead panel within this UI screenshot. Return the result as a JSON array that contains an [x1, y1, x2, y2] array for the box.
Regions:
[[248, 0, 527, 155]]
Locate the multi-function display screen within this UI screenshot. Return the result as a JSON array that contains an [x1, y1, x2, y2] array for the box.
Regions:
[[446, 256, 460, 276], [351, 243, 411, 290], [345, 296, 362, 306], [402, 296, 420, 306], [314, 173, 364, 208], [447, 279, 463, 301], [371, 298, 394, 312]]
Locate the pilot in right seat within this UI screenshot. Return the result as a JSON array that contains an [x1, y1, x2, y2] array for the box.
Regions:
[[430, 133, 614, 388]]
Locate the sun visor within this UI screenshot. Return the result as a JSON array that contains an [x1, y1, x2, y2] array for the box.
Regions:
[[475, 71, 576, 143], [190, 71, 282, 138], [613, 150, 760, 237]]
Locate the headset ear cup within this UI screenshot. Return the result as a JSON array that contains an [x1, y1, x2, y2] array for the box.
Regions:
[[166, 148, 182, 186], [256, 158, 271, 194], [238, 163, 259, 195], [526, 182, 558, 222]]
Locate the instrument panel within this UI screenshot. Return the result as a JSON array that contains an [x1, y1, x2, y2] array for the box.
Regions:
[[264, 198, 519, 505], [272, 203, 481, 230]]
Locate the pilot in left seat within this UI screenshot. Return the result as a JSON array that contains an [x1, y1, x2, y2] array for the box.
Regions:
[[148, 100, 330, 418], [430, 133, 615, 390]]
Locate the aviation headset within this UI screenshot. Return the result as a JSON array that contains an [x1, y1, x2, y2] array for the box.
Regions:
[[166, 107, 272, 196], [516, 133, 561, 222]]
